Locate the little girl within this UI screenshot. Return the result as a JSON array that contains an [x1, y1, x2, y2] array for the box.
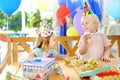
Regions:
[[27, 24, 67, 60], [78, 14, 111, 62]]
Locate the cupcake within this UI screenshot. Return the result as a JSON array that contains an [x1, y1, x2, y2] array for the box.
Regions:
[[84, 31, 91, 35]]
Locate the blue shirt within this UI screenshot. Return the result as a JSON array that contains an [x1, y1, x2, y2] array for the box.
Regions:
[[32, 48, 57, 58]]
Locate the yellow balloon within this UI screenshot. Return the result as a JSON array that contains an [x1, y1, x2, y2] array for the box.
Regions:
[[67, 27, 79, 36], [36, 0, 49, 11]]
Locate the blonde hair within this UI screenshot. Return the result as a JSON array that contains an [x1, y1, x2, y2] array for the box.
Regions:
[[33, 32, 53, 51], [81, 14, 99, 31]]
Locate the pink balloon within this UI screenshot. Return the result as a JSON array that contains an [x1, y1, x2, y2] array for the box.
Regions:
[[73, 10, 84, 35]]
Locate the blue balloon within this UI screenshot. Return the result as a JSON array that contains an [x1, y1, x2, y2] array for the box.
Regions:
[[58, 0, 66, 6], [66, 0, 83, 18], [88, 0, 102, 21], [59, 44, 67, 55], [59, 23, 67, 55], [0, 0, 21, 15], [0, 3, 1, 10], [59, 23, 66, 36], [106, 0, 120, 19]]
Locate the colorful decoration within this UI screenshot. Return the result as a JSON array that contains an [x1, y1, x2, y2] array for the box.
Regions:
[[65, 58, 100, 69], [106, 0, 120, 19], [35, 74, 41, 79], [64, 58, 111, 78], [96, 70, 120, 80], [0, 0, 21, 15], [84, 1, 93, 16], [66, 27, 79, 36], [22, 57, 55, 79], [40, 24, 53, 37], [73, 10, 84, 35], [88, 0, 102, 20], [56, 6, 70, 25]]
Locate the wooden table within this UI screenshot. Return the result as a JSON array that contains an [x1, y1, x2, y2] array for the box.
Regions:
[[1, 58, 120, 80]]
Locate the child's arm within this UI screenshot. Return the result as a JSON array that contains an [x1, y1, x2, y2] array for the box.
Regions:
[[78, 34, 91, 55], [100, 33, 111, 62], [101, 46, 111, 62], [79, 42, 87, 55], [56, 53, 67, 60], [26, 52, 36, 60]]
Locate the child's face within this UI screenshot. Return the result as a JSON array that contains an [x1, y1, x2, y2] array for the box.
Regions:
[[82, 16, 97, 33], [49, 34, 56, 49]]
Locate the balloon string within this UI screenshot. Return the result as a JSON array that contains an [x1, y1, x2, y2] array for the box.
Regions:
[[7, 15, 10, 30]]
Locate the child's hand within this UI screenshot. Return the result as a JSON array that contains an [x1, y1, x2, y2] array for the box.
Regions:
[[82, 34, 91, 44], [101, 55, 111, 62], [71, 56, 80, 60]]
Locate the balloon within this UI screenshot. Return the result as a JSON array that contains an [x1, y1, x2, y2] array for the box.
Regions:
[[36, 0, 49, 11], [0, 0, 21, 15], [106, 0, 120, 19], [56, 6, 70, 25], [67, 27, 79, 36], [73, 10, 84, 35], [66, 0, 83, 18], [59, 44, 67, 54], [88, 0, 102, 21], [58, 0, 66, 6], [0, 33, 8, 42], [59, 23, 67, 55], [0, 3, 1, 10], [59, 23, 67, 36]]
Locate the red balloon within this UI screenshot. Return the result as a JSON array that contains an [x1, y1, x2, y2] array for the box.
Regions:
[[56, 6, 70, 25], [0, 34, 8, 42]]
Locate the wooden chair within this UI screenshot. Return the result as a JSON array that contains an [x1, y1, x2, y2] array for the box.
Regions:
[[56, 35, 120, 58], [108, 35, 120, 58], [56, 36, 80, 56], [0, 37, 36, 79]]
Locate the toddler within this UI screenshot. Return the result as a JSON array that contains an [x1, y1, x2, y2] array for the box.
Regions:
[[78, 14, 111, 62]]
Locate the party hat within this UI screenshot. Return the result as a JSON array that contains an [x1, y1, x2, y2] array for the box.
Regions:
[[84, 1, 93, 16], [40, 24, 53, 37]]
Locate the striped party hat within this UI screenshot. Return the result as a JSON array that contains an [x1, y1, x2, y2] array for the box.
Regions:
[[84, 1, 93, 16]]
